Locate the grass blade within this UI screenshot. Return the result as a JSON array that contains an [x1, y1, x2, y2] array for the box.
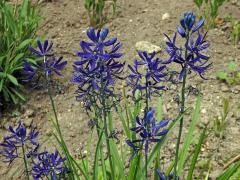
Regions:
[[178, 96, 202, 175], [187, 125, 207, 179]]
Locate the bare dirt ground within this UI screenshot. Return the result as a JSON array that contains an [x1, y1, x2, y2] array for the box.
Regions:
[[0, 0, 240, 179]]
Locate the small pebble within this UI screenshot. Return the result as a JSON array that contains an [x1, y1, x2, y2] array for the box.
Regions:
[[162, 13, 170, 20], [201, 109, 207, 114]]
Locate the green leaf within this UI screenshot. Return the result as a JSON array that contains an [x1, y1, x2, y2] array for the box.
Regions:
[[154, 96, 163, 180], [217, 161, 240, 180], [194, 0, 203, 8], [117, 106, 131, 139], [0, 80, 4, 91], [187, 125, 208, 180], [10, 87, 25, 101], [20, 0, 29, 19], [147, 113, 184, 168], [109, 140, 126, 180], [16, 39, 32, 51], [228, 62, 237, 72], [216, 71, 228, 80], [7, 74, 18, 86], [178, 96, 202, 175]]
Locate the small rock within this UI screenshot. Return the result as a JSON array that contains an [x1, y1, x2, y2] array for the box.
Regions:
[[201, 108, 207, 114], [221, 85, 229, 92], [162, 13, 170, 20], [235, 85, 240, 92], [135, 41, 161, 54], [24, 118, 33, 127], [24, 109, 35, 118], [74, 23, 81, 28]]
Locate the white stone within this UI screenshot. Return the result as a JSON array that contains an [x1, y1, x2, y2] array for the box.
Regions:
[[162, 13, 170, 20], [201, 108, 207, 114], [135, 41, 161, 53]]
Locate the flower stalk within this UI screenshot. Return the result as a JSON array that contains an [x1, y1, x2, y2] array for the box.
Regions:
[[22, 145, 30, 180]]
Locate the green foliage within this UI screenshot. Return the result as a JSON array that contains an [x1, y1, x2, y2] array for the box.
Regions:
[[216, 61, 240, 85], [217, 161, 240, 180], [177, 96, 202, 176], [223, 14, 240, 45], [187, 125, 208, 179], [213, 98, 230, 138], [0, 0, 40, 104], [194, 0, 226, 28], [84, 0, 118, 27], [231, 21, 240, 45]]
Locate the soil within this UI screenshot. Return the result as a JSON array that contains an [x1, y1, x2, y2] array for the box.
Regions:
[[0, 0, 240, 179]]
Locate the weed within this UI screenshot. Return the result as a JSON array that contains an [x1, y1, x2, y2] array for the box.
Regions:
[[84, 0, 118, 27], [216, 61, 240, 85], [213, 98, 230, 138], [194, 0, 226, 28]]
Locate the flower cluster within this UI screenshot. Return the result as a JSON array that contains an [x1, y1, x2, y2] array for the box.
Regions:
[[23, 39, 67, 82], [128, 51, 167, 99], [0, 122, 67, 179], [0, 121, 39, 163], [127, 109, 169, 155], [156, 169, 179, 180], [164, 12, 212, 80], [32, 149, 67, 180], [72, 27, 125, 109]]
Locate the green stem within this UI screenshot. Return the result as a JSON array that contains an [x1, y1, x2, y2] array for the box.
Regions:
[[145, 153, 148, 179], [173, 32, 189, 179], [133, 154, 141, 180], [22, 145, 30, 180], [99, 60, 115, 179], [102, 99, 115, 179], [173, 67, 187, 178], [43, 56, 79, 180], [145, 77, 149, 179]]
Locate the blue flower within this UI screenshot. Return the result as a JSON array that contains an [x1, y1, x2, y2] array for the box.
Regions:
[[156, 169, 179, 180], [32, 149, 68, 180], [127, 109, 169, 155], [164, 12, 211, 80], [0, 140, 18, 163], [23, 56, 67, 82], [0, 122, 39, 163], [177, 12, 204, 37], [72, 27, 124, 109], [29, 39, 53, 57], [128, 51, 167, 99], [76, 27, 122, 66]]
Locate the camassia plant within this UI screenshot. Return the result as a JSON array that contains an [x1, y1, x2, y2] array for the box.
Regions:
[[2, 11, 239, 180], [0, 0, 40, 105]]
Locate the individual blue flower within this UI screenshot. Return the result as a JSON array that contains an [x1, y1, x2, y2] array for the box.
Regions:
[[0, 121, 39, 163], [32, 149, 68, 180], [0, 140, 18, 163], [29, 39, 53, 57], [156, 169, 179, 180], [128, 51, 167, 99], [163, 33, 183, 65], [23, 39, 67, 82], [177, 12, 204, 37], [127, 109, 169, 155], [23, 56, 67, 82], [76, 27, 123, 67]]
